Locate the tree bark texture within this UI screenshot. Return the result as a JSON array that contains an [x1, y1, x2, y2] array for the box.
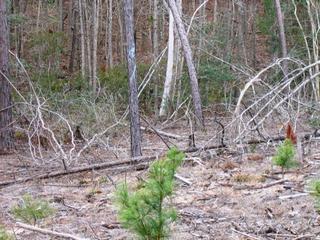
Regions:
[[0, 0, 13, 152], [124, 0, 142, 157]]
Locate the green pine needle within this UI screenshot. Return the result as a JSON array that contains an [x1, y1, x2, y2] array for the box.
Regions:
[[114, 148, 185, 240], [0, 226, 13, 240], [11, 194, 55, 225], [272, 139, 298, 170]]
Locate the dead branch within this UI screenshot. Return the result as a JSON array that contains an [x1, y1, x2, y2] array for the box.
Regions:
[[16, 222, 90, 240], [0, 155, 159, 188]]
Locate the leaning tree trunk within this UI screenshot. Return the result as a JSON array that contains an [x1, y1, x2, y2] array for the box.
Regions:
[[166, 0, 204, 126], [123, 0, 142, 157], [274, 0, 288, 78], [0, 0, 13, 153]]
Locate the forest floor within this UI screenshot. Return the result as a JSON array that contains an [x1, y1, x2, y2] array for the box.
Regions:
[[1, 115, 320, 240]]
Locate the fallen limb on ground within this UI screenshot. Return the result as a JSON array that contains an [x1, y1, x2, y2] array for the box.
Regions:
[[16, 222, 90, 240], [1, 131, 318, 188], [0, 155, 159, 188]]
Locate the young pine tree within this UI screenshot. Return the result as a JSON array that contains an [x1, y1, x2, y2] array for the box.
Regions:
[[272, 139, 298, 177], [114, 148, 185, 240]]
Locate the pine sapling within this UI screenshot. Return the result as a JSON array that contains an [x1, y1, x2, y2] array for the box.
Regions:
[[272, 139, 298, 177], [114, 148, 185, 240], [11, 194, 55, 225], [308, 180, 320, 212], [0, 226, 13, 240]]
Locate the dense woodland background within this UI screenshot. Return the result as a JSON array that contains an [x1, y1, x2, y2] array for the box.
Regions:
[[1, 0, 319, 155]]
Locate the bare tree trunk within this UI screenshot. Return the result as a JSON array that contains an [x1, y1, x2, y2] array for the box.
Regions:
[[152, 0, 159, 115], [174, 0, 183, 113], [159, 10, 175, 118], [92, 0, 100, 92], [123, 0, 142, 157], [307, 0, 320, 100], [78, 0, 86, 78], [0, 0, 13, 153], [116, 0, 125, 63], [83, 0, 92, 85], [69, 0, 77, 72], [213, 0, 217, 24], [251, 0, 257, 69], [107, 0, 113, 68], [36, 0, 42, 31], [274, 0, 288, 77], [197, 0, 206, 68], [58, 0, 64, 32], [166, 0, 204, 126]]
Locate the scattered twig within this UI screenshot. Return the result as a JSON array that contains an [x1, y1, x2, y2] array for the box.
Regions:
[[252, 179, 287, 190], [231, 228, 262, 240], [174, 174, 192, 185], [140, 115, 173, 149], [278, 192, 309, 200], [16, 222, 90, 240]]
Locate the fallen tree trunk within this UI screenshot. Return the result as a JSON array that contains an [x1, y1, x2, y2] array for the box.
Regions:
[[1, 131, 318, 188], [0, 155, 159, 188]]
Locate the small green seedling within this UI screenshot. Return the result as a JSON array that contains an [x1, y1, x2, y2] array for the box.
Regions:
[[272, 139, 298, 177], [114, 148, 185, 240], [308, 180, 320, 212], [0, 226, 13, 240], [11, 194, 55, 225]]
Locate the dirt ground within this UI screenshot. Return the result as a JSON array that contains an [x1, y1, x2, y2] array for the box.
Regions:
[[1, 117, 320, 240]]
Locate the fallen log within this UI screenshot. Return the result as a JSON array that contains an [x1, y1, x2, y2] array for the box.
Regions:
[[1, 131, 318, 188], [0, 155, 161, 188]]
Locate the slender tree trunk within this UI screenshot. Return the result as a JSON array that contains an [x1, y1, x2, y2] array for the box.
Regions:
[[78, 0, 86, 78], [251, 0, 257, 69], [83, 0, 92, 86], [213, 0, 217, 24], [36, 0, 41, 31], [106, 0, 113, 68], [123, 0, 142, 157], [166, 0, 204, 126], [0, 0, 13, 153], [58, 0, 64, 32], [69, 0, 77, 72], [159, 10, 175, 118], [152, 0, 159, 115], [116, 0, 124, 63], [197, 0, 206, 68], [92, 0, 100, 92], [274, 0, 288, 77], [174, 0, 183, 113], [307, 0, 320, 100]]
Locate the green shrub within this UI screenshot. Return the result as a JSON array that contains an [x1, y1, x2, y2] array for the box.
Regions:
[[307, 180, 320, 212], [272, 139, 298, 176], [11, 194, 55, 225], [0, 226, 13, 240], [114, 148, 185, 240]]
